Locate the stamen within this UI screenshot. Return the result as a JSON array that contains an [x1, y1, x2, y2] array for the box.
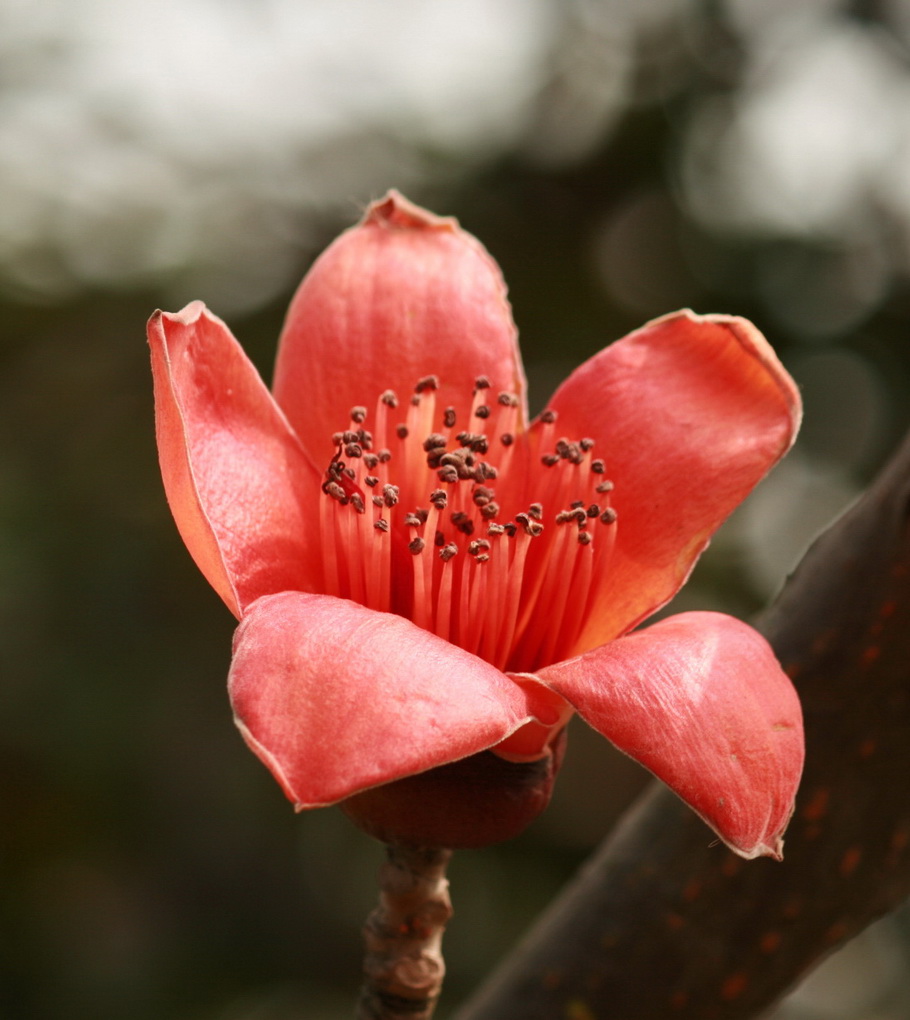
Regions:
[[320, 376, 619, 673], [435, 543, 457, 643]]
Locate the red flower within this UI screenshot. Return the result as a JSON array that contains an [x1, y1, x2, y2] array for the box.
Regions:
[[149, 191, 803, 859]]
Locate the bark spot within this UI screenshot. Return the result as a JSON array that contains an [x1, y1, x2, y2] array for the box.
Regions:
[[721, 971, 749, 1001]]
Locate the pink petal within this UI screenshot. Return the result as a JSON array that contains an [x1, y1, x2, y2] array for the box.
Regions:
[[544, 310, 801, 652], [228, 591, 546, 806], [273, 191, 526, 466], [537, 612, 804, 859], [149, 303, 322, 617]]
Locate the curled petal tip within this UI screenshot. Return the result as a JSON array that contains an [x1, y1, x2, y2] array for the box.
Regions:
[[149, 300, 212, 330], [732, 834, 785, 862], [363, 189, 458, 233], [650, 307, 803, 440]]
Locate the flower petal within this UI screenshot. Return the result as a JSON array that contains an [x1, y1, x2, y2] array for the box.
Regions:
[[537, 612, 804, 859], [228, 591, 544, 806], [273, 191, 526, 465], [149, 303, 322, 617], [545, 310, 801, 652]]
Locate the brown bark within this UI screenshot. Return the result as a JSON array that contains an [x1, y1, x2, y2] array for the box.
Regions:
[[358, 844, 453, 1020], [455, 434, 910, 1020]]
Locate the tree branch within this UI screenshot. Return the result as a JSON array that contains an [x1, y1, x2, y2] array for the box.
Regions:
[[456, 432, 910, 1020], [358, 844, 453, 1020]]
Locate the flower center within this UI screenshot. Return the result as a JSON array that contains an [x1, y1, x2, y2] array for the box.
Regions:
[[319, 376, 617, 673]]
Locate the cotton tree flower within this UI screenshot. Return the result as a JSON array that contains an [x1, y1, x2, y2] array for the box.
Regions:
[[149, 191, 803, 858]]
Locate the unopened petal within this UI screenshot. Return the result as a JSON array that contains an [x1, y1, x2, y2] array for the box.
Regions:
[[544, 310, 801, 652], [273, 191, 526, 465], [149, 303, 322, 617], [228, 591, 541, 807], [538, 612, 804, 859]]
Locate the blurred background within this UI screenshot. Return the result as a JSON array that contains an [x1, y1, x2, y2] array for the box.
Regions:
[[3, 0, 910, 1017]]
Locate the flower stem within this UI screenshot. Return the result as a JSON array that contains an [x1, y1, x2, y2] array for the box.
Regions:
[[357, 844, 454, 1020]]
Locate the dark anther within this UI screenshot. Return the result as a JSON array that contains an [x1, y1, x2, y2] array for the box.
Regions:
[[374, 518, 390, 532], [377, 449, 392, 464], [396, 424, 409, 439], [404, 513, 422, 527], [331, 431, 344, 445], [364, 475, 379, 488], [578, 531, 592, 546], [540, 409, 557, 424], [475, 405, 491, 419], [474, 462, 497, 481], [423, 433, 448, 453], [500, 432, 514, 447], [439, 543, 458, 562], [410, 394, 420, 406], [503, 522, 518, 537], [443, 407, 457, 428], [580, 437, 595, 452], [350, 493, 366, 514], [487, 523, 505, 536], [591, 459, 606, 474], [437, 465, 459, 483], [415, 375, 439, 393], [472, 486, 495, 507], [372, 495, 384, 507], [323, 480, 348, 504], [356, 428, 373, 449], [570, 500, 585, 509], [557, 508, 586, 525], [517, 514, 543, 537], [382, 484, 400, 508], [409, 537, 426, 554], [342, 430, 359, 444], [363, 453, 379, 470], [600, 507, 618, 524], [542, 453, 559, 467], [558, 441, 583, 465], [480, 502, 500, 520], [350, 406, 367, 424], [430, 489, 448, 509], [344, 442, 363, 458], [596, 480, 614, 493], [528, 503, 543, 520], [474, 375, 491, 390], [586, 503, 600, 517], [434, 530, 445, 546], [451, 511, 475, 536], [381, 390, 399, 408]]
